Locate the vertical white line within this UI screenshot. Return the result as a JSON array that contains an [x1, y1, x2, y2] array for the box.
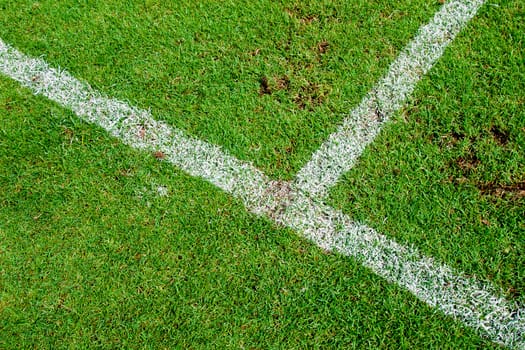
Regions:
[[295, 0, 485, 198]]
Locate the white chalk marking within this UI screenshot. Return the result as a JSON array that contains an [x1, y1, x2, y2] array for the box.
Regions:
[[280, 191, 524, 349], [295, 0, 486, 198], [0, 39, 270, 214], [1, 18, 523, 350]]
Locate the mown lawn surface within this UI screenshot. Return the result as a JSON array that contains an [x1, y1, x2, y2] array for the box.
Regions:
[[330, 0, 524, 305], [0, 0, 440, 178], [0, 0, 522, 348]]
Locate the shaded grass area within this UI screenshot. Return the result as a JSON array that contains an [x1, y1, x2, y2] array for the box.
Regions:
[[0, 77, 498, 349], [0, 0, 439, 178], [329, 0, 524, 304]]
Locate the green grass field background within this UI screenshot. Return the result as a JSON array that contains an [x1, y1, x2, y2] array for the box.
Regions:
[[0, 0, 523, 348]]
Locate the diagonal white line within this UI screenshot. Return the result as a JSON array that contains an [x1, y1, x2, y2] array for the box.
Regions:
[[1, 30, 523, 349], [0, 39, 271, 215], [295, 0, 486, 198], [280, 192, 524, 349]]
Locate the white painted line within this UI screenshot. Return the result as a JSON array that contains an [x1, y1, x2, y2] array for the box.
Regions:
[[289, 5, 525, 345], [1, 32, 523, 348], [0, 38, 271, 215], [280, 191, 525, 349], [295, 0, 486, 198]]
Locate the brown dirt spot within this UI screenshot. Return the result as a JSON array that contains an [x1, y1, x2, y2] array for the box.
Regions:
[[284, 7, 318, 24], [440, 131, 466, 148], [300, 15, 318, 24], [259, 76, 271, 95], [450, 131, 466, 143], [507, 287, 522, 299], [456, 154, 480, 173], [137, 125, 146, 139], [263, 180, 295, 220], [490, 126, 510, 146], [317, 41, 329, 54], [275, 76, 290, 91], [477, 181, 525, 199], [294, 82, 327, 110], [154, 151, 166, 159], [63, 127, 74, 139], [258, 76, 291, 96]]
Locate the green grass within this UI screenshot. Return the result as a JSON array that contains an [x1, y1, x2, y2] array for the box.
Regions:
[[0, 0, 440, 178], [0, 79, 496, 348], [0, 0, 523, 348], [329, 0, 525, 304]]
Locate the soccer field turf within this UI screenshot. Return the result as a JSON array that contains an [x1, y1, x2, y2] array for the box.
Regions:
[[0, 0, 523, 348]]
